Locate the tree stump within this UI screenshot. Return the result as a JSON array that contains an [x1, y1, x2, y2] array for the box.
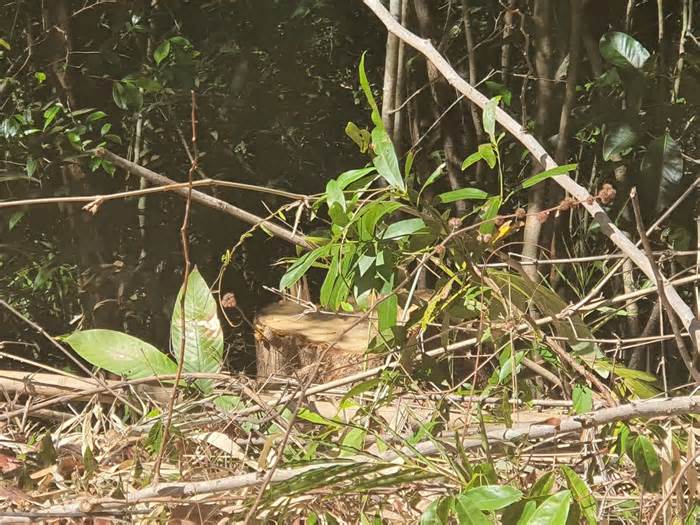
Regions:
[[254, 302, 380, 382]]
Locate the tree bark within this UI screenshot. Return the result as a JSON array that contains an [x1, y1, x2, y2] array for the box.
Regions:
[[521, 0, 557, 280], [381, 0, 401, 139], [413, 0, 467, 213]]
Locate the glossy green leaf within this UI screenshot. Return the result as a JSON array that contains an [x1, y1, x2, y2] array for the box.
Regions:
[[345, 121, 372, 153], [87, 111, 107, 123], [479, 196, 502, 235], [560, 466, 597, 525], [112, 81, 143, 112], [438, 188, 489, 203], [280, 244, 331, 290], [603, 123, 639, 161], [340, 427, 365, 456], [454, 495, 493, 525], [154, 39, 171, 64], [515, 501, 537, 525], [479, 143, 497, 169], [526, 490, 571, 525], [170, 267, 224, 393], [572, 384, 593, 414], [336, 167, 376, 189], [599, 31, 650, 70], [639, 134, 684, 213], [522, 164, 577, 188], [382, 218, 426, 239], [420, 498, 449, 525], [43, 105, 61, 130], [632, 435, 661, 491], [64, 329, 177, 379], [371, 126, 405, 191], [462, 150, 483, 171], [484, 80, 512, 106], [461, 485, 523, 511]]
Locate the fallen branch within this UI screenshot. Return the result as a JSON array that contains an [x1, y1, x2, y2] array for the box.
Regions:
[[94, 148, 313, 250], [361, 0, 700, 355], [28, 395, 700, 514]]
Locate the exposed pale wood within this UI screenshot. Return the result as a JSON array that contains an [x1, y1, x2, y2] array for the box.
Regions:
[[254, 302, 380, 381]]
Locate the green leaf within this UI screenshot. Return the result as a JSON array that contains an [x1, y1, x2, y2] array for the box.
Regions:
[[43, 105, 61, 130], [0, 38, 10, 50], [522, 164, 577, 188], [336, 167, 377, 190], [359, 53, 382, 129], [632, 436, 661, 491], [479, 196, 502, 235], [297, 408, 339, 428], [9, 211, 24, 231], [484, 81, 512, 106], [462, 151, 483, 171], [26, 157, 37, 178], [438, 188, 489, 203], [639, 134, 684, 213], [64, 330, 177, 379], [340, 427, 366, 456], [599, 31, 650, 70], [371, 126, 405, 190], [483, 96, 501, 143], [112, 81, 143, 112], [603, 123, 639, 161], [170, 268, 224, 393], [420, 498, 450, 525], [34, 71, 46, 84], [382, 218, 426, 239], [528, 471, 555, 497], [87, 111, 107, 123], [454, 495, 493, 525], [345, 121, 372, 153], [516, 501, 537, 525], [280, 245, 331, 290], [479, 143, 497, 169], [572, 384, 593, 414], [526, 490, 571, 525], [358, 201, 403, 240], [461, 485, 523, 511], [421, 162, 446, 190], [560, 466, 597, 525], [154, 39, 171, 64], [326, 179, 346, 213]]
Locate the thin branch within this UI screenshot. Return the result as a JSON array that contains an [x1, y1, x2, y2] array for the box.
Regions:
[[94, 148, 313, 249]]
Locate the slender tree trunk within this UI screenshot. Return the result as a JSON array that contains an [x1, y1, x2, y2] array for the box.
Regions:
[[392, 0, 409, 156], [413, 0, 467, 213], [381, 0, 401, 139], [521, 0, 557, 280], [500, 0, 518, 85]]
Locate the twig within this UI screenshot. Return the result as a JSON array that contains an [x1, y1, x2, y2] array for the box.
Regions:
[[630, 187, 700, 383], [152, 91, 198, 480]]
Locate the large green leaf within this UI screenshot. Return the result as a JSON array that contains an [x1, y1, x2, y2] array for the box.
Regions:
[[461, 485, 523, 511], [64, 329, 177, 379], [599, 32, 650, 70], [632, 436, 661, 491], [454, 495, 493, 525], [560, 466, 597, 525], [639, 134, 684, 213], [381, 218, 426, 239], [525, 490, 571, 525], [438, 188, 489, 203], [371, 126, 405, 191], [170, 268, 224, 393], [522, 164, 577, 189], [112, 81, 143, 112], [603, 123, 640, 161], [280, 244, 332, 290]]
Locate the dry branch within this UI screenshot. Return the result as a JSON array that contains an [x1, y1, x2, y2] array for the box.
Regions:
[[361, 0, 700, 355], [94, 148, 312, 249], [27, 395, 700, 515]]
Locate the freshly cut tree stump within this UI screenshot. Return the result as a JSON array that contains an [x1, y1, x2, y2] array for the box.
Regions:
[[254, 302, 381, 382]]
